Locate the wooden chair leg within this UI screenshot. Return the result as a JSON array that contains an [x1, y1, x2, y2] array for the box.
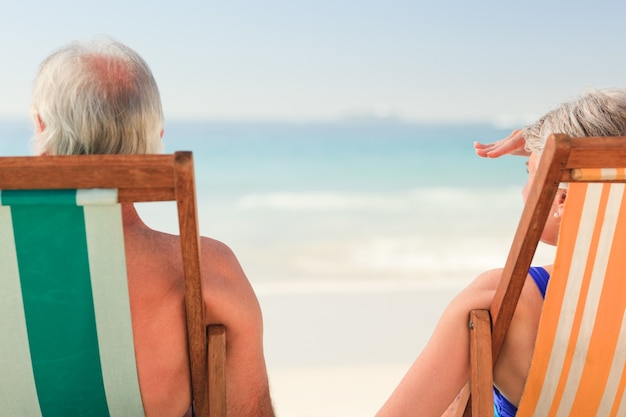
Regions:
[[469, 310, 493, 417], [208, 324, 227, 417]]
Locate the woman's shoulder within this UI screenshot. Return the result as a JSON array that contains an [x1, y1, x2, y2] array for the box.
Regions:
[[468, 268, 505, 291]]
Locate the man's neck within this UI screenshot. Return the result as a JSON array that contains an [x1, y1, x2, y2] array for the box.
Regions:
[[121, 203, 147, 229]]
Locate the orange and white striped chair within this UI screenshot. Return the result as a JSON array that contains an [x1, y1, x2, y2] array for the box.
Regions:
[[0, 152, 226, 417], [464, 135, 626, 417]]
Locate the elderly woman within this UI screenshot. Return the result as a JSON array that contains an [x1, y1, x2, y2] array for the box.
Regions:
[[376, 88, 626, 417]]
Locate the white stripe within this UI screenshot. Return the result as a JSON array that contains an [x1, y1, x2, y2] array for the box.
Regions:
[[533, 184, 601, 415], [596, 186, 626, 416], [556, 184, 623, 416], [602, 168, 618, 180], [615, 379, 626, 417], [84, 205, 145, 416], [597, 308, 626, 416], [76, 189, 118, 206], [0, 205, 43, 416]]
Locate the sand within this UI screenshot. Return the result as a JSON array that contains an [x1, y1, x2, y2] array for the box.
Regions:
[[256, 282, 463, 416]]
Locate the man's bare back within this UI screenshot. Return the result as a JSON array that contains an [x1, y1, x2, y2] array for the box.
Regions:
[[122, 205, 274, 417]]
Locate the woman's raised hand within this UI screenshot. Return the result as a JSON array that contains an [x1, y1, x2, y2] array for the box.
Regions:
[[474, 129, 529, 158]]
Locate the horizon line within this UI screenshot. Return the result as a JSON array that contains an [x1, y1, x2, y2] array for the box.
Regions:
[[0, 115, 532, 129]]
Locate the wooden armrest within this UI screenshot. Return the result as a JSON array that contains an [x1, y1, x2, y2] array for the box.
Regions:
[[207, 324, 226, 417], [469, 310, 493, 417]]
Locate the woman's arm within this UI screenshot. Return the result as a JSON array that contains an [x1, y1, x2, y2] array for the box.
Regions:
[[376, 269, 501, 417]]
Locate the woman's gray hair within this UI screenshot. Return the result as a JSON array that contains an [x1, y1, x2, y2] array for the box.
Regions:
[[522, 88, 626, 155], [30, 37, 164, 155]]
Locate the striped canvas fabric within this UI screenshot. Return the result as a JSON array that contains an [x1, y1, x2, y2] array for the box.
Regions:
[[0, 189, 145, 417], [571, 168, 626, 182], [517, 182, 626, 417]]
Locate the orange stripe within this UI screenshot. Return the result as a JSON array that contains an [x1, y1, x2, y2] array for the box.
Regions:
[[548, 184, 611, 416], [570, 185, 626, 414], [572, 168, 626, 181], [552, 183, 600, 415], [517, 183, 587, 417], [571, 168, 603, 181], [609, 362, 626, 417]]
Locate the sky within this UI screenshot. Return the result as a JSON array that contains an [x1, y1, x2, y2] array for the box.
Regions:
[[2, 0, 626, 125]]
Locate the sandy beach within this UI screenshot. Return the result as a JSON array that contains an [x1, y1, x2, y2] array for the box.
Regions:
[[257, 282, 463, 416], [256, 244, 556, 416], [268, 364, 408, 417]]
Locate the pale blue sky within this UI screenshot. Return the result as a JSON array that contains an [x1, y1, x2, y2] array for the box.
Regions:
[[2, 0, 626, 125]]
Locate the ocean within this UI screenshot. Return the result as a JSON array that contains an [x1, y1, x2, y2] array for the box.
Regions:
[[0, 119, 555, 415], [0, 119, 550, 286]]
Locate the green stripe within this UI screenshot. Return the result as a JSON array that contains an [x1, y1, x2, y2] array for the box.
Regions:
[[2, 189, 77, 206], [12, 204, 110, 417]]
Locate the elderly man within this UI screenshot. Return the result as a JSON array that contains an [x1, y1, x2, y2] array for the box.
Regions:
[[30, 37, 275, 417]]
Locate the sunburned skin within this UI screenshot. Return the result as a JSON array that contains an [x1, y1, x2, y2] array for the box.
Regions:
[[121, 204, 274, 417], [86, 54, 135, 98]]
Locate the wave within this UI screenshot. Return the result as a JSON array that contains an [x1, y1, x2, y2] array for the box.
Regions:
[[253, 277, 471, 296], [237, 187, 521, 211], [284, 235, 513, 277]]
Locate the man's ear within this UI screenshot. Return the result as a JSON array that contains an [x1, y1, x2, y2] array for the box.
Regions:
[[36, 114, 46, 133]]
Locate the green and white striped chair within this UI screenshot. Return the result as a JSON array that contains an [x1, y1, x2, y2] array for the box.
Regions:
[[0, 152, 225, 417]]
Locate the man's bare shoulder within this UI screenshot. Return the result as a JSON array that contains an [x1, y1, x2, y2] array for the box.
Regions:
[[198, 236, 247, 280], [197, 237, 262, 325]]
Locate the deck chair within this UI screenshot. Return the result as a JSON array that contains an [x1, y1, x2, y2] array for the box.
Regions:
[[460, 134, 626, 416], [0, 152, 226, 417]]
